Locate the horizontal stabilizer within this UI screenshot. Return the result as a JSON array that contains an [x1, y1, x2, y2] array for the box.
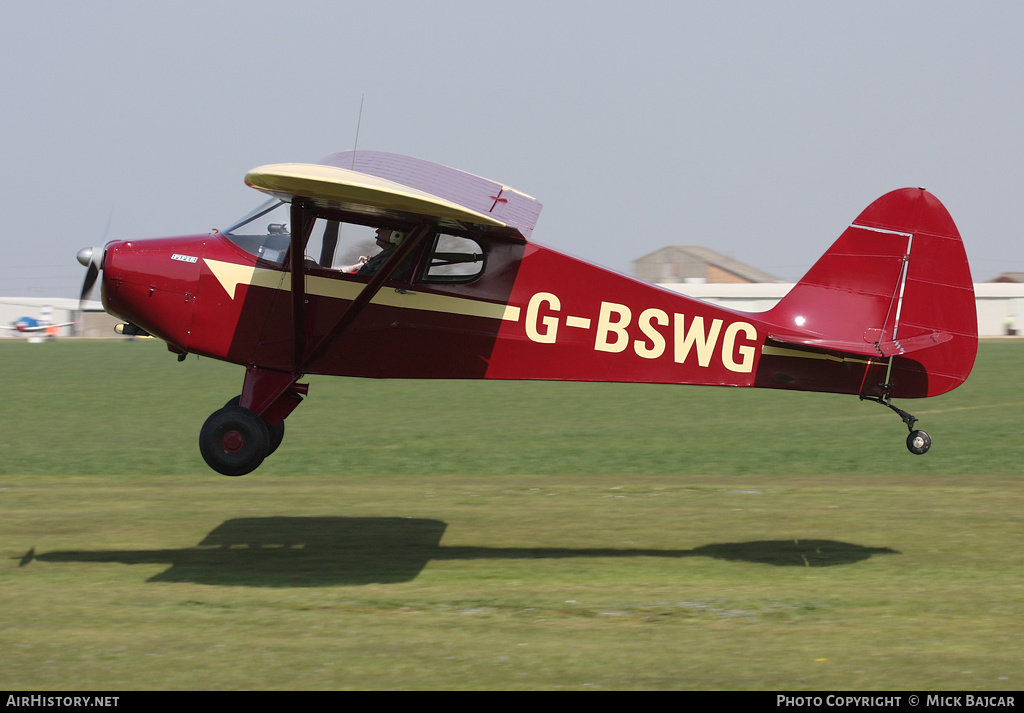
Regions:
[[767, 329, 952, 357]]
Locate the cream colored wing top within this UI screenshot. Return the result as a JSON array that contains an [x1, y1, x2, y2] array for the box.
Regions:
[[245, 163, 507, 228]]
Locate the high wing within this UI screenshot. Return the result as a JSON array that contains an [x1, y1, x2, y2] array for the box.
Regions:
[[316, 151, 542, 238], [245, 151, 542, 239], [244, 163, 508, 231]]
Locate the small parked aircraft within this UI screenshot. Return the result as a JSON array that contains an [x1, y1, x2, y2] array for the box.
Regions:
[[2, 313, 76, 338], [77, 151, 977, 475]]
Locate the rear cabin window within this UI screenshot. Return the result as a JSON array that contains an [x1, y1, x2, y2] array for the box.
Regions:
[[422, 234, 484, 283]]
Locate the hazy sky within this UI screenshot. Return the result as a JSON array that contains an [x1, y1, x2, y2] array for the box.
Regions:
[[3, 1, 1023, 298]]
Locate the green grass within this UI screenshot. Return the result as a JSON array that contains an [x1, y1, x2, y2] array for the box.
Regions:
[[2, 339, 1021, 476], [0, 340, 1022, 689]]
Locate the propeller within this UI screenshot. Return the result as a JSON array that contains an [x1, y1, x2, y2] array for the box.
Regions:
[[78, 211, 111, 314], [76, 246, 104, 309]]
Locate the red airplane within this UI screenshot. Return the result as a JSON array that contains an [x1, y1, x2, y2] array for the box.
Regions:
[[77, 151, 977, 476]]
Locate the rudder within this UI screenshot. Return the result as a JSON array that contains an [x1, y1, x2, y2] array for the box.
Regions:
[[763, 188, 977, 398]]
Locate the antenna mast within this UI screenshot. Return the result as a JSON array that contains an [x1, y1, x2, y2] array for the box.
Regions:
[[351, 94, 365, 169]]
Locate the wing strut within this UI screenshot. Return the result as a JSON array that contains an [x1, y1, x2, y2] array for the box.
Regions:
[[301, 221, 431, 371], [319, 220, 340, 267], [289, 200, 318, 371]]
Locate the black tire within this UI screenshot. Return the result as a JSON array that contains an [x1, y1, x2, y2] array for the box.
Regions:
[[267, 420, 285, 456], [224, 395, 285, 455], [199, 405, 270, 476], [906, 430, 932, 455]]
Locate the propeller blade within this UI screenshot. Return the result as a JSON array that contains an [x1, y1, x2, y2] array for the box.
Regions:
[[80, 262, 99, 303], [77, 212, 112, 334], [77, 246, 104, 312]]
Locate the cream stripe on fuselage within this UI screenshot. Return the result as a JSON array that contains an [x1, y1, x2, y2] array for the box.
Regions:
[[204, 259, 521, 322], [760, 344, 874, 365]]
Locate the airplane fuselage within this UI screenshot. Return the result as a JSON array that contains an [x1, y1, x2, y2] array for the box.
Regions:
[[101, 230, 912, 402]]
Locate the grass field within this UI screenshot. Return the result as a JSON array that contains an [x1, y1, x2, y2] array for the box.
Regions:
[[1, 339, 1022, 689]]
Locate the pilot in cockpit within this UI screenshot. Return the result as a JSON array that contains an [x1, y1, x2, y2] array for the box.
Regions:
[[354, 227, 406, 276]]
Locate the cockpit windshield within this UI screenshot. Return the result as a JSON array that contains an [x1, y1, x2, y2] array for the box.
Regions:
[[222, 199, 292, 265]]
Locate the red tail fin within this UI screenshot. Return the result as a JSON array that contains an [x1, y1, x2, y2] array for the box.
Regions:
[[764, 188, 977, 398]]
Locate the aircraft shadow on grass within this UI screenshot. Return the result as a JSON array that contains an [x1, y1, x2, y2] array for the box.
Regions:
[[19, 517, 899, 587]]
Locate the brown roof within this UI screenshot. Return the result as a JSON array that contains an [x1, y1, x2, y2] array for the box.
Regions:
[[988, 272, 1024, 283], [633, 245, 781, 284]]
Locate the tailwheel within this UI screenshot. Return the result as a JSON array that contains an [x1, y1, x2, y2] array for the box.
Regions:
[[907, 430, 932, 455], [199, 405, 270, 476], [861, 393, 931, 455]]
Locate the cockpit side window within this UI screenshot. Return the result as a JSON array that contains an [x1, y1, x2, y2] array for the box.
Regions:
[[302, 220, 380, 273], [421, 233, 485, 283], [223, 200, 385, 273]]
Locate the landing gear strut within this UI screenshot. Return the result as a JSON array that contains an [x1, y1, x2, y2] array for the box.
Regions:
[[860, 394, 931, 455]]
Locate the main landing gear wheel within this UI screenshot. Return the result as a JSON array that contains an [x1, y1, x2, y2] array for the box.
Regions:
[[267, 420, 285, 456], [907, 430, 932, 455], [224, 396, 285, 455], [199, 405, 270, 476]]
